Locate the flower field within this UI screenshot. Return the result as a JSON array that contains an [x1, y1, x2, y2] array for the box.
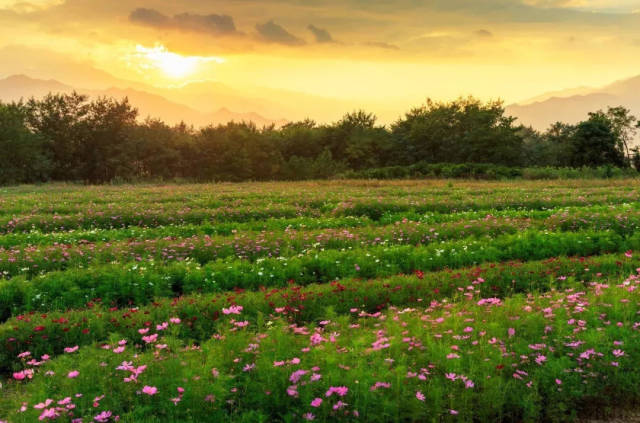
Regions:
[[1, 179, 640, 422]]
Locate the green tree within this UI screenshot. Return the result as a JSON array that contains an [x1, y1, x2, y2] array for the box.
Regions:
[[0, 102, 51, 184], [569, 112, 625, 168], [604, 106, 636, 166], [24, 92, 89, 180], [79, 96, 138, 183], [391, 97, 523, 166]]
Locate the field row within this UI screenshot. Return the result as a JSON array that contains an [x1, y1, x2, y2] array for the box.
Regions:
[[2, 268, 639, 422], [2, 207, 640, 278], [1, 252, 637, 374], [2, 181, 640, 422], [2, 181, 638, 233]]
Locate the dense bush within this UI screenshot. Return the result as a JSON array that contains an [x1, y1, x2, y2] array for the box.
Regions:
[[339, 163, 639, 180]]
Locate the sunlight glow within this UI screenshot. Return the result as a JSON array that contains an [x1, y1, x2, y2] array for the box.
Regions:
[[133, 44, 225, 79]]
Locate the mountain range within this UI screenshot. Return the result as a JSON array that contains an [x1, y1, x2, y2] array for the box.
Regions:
[[506, 74, 640, 131], [1, 71, 639, 132], [0, 75, 290, 128]]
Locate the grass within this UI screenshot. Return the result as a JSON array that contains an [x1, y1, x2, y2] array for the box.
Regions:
[[1, 179, 640, 422]]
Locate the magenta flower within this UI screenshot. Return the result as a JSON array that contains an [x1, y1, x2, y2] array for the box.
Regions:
[[67, 370, 80, 379], [94, 411, 112, 422], [142, 386, 158, 396], [222, 305, 243, 315], [416, 391, 425, 401], [326, 386, 349, 397], [311, 398, 323, 407], [333, 401, 348, 410]]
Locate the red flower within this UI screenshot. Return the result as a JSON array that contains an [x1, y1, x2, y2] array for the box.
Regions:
[[34, 326, 45, 332]]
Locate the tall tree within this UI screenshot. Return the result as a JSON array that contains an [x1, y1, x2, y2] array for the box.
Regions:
[[0, 102, 51, 184], [570, 112, 625, 168]]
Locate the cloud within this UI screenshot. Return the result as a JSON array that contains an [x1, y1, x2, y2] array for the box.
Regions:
[[474, 29, 493, 37], [255, 20, 305, 45], [307, 24, 335, 43], [364, 41, 400, 50], [129, 8, 238, 36]]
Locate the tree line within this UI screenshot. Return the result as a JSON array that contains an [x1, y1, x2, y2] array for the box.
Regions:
[[1, 93, 639, 184]]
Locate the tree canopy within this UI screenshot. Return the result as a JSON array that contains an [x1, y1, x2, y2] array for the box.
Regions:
[[0, 93, 638, 184]]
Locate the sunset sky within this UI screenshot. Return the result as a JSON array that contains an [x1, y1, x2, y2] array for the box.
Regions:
[[1, 0, 640, 121]]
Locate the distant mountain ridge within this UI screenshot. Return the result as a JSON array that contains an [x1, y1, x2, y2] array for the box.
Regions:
[[0, 74, 288, 127], [3, 71, 640, 135], [507, 74, 640, 132]]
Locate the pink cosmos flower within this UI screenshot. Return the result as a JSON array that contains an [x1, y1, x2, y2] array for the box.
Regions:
[[625, 250, 633, 258], [142, 386, 158, 396], [94, 410, 112, 422], [311, 398, 323, 407], [34, 399, 53, 409], [333, 401, 347, 410], [38, 408, 58, 420], [535, 355, 547, 365], [64, 345, 79, 353], [142, 334, 158, 344], [286, 385, 298, 397], [326, 386, 348, 397], [289, 369, 308, 383], [303, 413, 315, 421], [67, 370, 80, 379], [416, 391, 425, 401], [57, 397, 72, 405], [222, 305, 243, 315]]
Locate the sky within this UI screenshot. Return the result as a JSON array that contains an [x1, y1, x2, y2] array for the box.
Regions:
[[1, 0, 640, 120]]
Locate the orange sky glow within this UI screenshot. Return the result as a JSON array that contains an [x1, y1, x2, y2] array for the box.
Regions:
[[1, 0, 639, 123]]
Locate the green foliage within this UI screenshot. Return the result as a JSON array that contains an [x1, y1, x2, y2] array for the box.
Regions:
[[1, 180, 640, 421], [2, 94, 638, 184], [0, 102, 50, 184], [390, 97, 524, 166]]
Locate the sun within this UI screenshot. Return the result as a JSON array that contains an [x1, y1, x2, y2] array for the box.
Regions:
[[133, 44, 225, 79]]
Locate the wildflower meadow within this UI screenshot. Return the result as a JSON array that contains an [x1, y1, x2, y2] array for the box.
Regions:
[[1, 179, 640, 422]]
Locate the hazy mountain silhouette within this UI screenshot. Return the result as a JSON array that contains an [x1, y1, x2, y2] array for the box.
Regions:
[[0, 74, 287, 127], [507, 74, 640, 131]]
